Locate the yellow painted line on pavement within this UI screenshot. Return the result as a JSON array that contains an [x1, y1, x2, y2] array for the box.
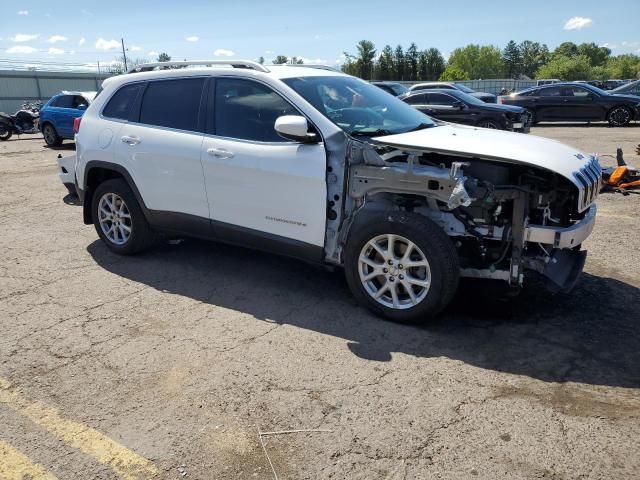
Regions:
[[0, 440, 58, 480], [0, 379, 158, 479]]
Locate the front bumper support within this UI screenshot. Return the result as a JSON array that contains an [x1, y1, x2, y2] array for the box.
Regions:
[[525, 204, 597, 249]]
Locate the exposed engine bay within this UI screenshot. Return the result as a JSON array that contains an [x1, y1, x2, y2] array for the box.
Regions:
[[327, 137, 601, 293]]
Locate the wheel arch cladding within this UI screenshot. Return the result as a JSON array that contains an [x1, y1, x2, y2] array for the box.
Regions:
[[82, 162, 149, 225]]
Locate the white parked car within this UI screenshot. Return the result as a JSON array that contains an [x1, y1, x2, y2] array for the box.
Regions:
[[71, 60, 600, 322]]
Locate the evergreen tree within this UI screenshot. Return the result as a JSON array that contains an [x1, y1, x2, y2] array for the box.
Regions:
[[393, 45, 405, 80], [502, 40, 522, 78]]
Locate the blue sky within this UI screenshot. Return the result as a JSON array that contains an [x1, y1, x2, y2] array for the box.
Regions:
[[1, 0, 639, 70]]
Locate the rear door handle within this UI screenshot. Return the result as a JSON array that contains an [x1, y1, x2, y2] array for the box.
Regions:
[[207, 147, 234, 159], [121, 135, 141, 145]]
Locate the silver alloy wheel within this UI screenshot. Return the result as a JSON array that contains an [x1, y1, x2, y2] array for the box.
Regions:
[[98, 193, 132, 245], [43, 125, 56, 144], [358, 234, 431, 310], [609, 107, 630, 126]]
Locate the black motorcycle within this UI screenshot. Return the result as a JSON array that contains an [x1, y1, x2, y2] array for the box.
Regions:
[[0, 101, 42, 141]]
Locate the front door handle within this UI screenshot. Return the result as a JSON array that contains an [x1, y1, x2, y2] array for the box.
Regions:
[[121, 135, 141, 145], [207, 147, 234, 159]]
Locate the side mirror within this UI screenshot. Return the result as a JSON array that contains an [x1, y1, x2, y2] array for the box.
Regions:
[[77, 104, 87, 111], [274, 115, 318, 143]]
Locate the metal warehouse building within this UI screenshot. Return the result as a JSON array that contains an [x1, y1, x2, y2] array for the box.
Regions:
[[0, 70, 112, 114]]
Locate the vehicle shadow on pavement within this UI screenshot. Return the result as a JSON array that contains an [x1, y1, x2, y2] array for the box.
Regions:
[[87, 239, 640, 389]]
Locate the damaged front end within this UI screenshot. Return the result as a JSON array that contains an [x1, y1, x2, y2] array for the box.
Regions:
[[332, 135, 600, 293]]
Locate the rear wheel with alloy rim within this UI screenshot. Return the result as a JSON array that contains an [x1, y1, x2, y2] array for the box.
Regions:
[[477, 119, 501, 129], [0, 126, 12, 141], [92, 178, 156, 254], [345, 212, 460, 323], [42, 123, 62, 146], [607, 106, 632, 127]]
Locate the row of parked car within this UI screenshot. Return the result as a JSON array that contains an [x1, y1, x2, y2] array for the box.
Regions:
[[373, 79, 640, 130]]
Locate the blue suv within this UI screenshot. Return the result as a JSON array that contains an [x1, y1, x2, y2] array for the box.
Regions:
[[40, 91, 95, 146]]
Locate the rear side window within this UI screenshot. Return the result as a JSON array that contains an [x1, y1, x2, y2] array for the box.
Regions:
[[429, 93, 456, 105], [215, 78, 298, 142], [139, 78, 205, 131], [404, 93, 427, 105], [538, 87, 562, 97], [52, 95, 74, 108], [102, 83, 143, 120]]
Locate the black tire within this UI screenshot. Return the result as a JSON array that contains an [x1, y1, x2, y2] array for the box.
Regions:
[[42, 123, 62, 147], [607, 106, 632, 127], [0, 125, 12, 141], [344, 211, 460, 323], [476, 118, 501, 129], [525, 109, 537, 125], [92, 178, 155, 255]]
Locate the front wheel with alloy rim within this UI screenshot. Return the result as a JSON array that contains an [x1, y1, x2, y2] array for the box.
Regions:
[[607, 106, 632, 127], [42, 123, 62, 146], [344, 212, 460, 323], [92, 178, 155, 254]]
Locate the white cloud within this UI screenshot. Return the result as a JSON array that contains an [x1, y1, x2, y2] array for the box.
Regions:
[[600, 43, 618, 49], [130, 45, 142, 51], [563, 17, 593, 31], [95, 38, 120, 50], [7, 45, 37, 54], [621, 41, 640, 48], [11, 33, 39, 42], [48, 47, 65, 55], [48, 35, 68, 43], [69, 50, 76, 55], [214, 48, 234, 57], [313, 34, 322, 40], [185, 36, 199, 42], [265, 50, 274, 54], [78, 37, 85, 46], [148, 51, 159, 57], [17, 10, 28, 15]]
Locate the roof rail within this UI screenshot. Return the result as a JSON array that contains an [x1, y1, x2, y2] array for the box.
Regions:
[[127, 59, 270, 74], [279, 64, 340, 72]]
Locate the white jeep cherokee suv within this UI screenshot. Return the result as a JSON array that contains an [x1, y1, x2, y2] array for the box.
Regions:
[[73, 60, 600, 323]]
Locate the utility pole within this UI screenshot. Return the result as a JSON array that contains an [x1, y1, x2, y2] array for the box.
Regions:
[[97, 61, 101, 75], [121, 38, 128, 71]]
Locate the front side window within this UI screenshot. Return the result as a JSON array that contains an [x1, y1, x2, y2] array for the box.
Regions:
[[283, 75, 436, 136], [103, 83, 144, 121], [562, 86, 591, 97], [139, 78, 204, 131], [538, 87, 562, 97], [214, 78, 298, 142]]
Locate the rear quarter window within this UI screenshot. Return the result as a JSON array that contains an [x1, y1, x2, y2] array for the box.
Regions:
[[102, 83, 145, 121]]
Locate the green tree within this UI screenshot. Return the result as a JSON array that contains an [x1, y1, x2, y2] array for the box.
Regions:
[[420, 48, 445, 80], [272, 55, 288, 64], [502, 40, 522, 78], [376, 45, 394, 80], [406, 43, 419, 81], [447, 44, 504, 79], [605, 54, 640, 79], [535, 54, 593, 80], [553, 42, 578, 59], [258, 56, 265, 64], [288, 56, 304, 64], [577, 42, 611, 67], [157, 52, 171, 63], [519, 41, 550, 78], [355, 40, 376, 79], [439, 65, 470, 81], [393, 45, 405, 80], [340, 51, 358, 76]]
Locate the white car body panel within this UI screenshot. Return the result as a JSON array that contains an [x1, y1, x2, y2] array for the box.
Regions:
[[201, 136, 327, 246], [373, 124, 589, 187], [114, 123, 209, 219], [57, 153, 76, 186]]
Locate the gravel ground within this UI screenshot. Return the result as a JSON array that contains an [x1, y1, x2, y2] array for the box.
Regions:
[[0, 124, 639, 480]]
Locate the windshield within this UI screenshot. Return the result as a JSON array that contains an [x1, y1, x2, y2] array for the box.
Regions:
[[455, 84, 474, 93], [282, 76, 436, 136], [390, 83, 408, 96], [611, 80, 638, 93]]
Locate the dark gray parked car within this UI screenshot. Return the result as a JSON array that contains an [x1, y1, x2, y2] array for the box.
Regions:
[[406, 82, 496, 103]]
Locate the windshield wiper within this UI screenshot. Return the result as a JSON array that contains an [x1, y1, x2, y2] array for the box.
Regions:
[[405, 122, 433, 133], [350, 128, 394, 137]]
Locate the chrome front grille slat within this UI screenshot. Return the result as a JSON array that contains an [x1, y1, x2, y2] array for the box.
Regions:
[[573, 156, 602, 212]]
